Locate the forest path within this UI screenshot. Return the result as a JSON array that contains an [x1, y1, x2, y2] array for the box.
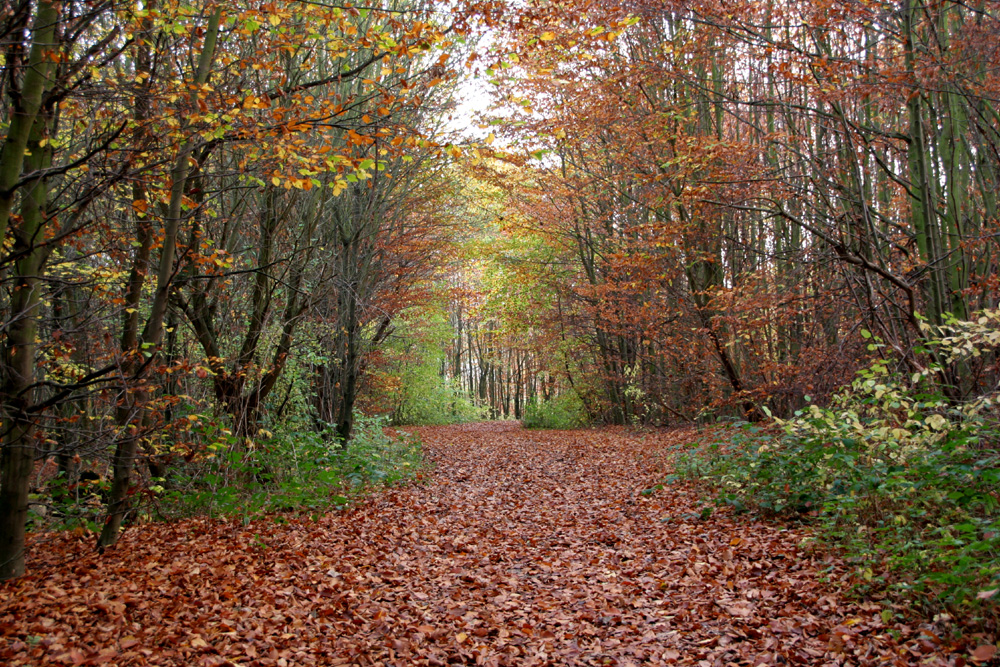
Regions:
[[2, 423, 946, 666]]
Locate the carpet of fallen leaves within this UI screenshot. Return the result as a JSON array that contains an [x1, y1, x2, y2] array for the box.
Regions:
[[2, 423, 995, 666]]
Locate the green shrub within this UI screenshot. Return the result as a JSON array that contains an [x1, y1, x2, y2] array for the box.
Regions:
[[159, 414, 425, 521], [379, 308, 485, 425], [392, 372, 484, 425], [673, 312, 1000, 624], [522, 392, 588, 429]]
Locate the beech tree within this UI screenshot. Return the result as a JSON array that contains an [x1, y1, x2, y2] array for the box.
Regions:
[[0, 0, 466, 576], [458, 0, 999, 423]]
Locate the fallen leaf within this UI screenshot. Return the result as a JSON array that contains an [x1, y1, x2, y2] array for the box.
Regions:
[[971, 644, 997, 662], [0, 425, 988, 667]]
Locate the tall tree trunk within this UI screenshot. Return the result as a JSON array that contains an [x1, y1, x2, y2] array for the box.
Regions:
[[0, 0, 58, 244], [99, 8, 222, 549], [0, 104, 55, 579]]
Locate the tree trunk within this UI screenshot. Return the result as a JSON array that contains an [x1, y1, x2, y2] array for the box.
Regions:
[[0, 104, 55, 579], [99, 8, 222, 549]]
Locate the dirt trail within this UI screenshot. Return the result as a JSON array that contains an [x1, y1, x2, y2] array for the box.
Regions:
[[1, 424, 954, 666]]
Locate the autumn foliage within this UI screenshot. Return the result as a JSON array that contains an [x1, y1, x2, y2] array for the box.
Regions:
[[0, 0, 469, 577], [460, 0, 1000, 425], [1, 0, 999, 655]]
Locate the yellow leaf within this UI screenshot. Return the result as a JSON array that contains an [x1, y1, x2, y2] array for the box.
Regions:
[[271, 176, 281, 186], [485, 133, 495, 145], [540, 32, 556, 41], [268, 14, 281, 26], [925, 414, 947, 430]]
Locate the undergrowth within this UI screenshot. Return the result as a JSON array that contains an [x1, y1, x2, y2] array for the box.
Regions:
[[156, 414, 426, 521], [672, 312, 1000, 629], [522, 393, 589, 429], [31, 415, 427, 533]]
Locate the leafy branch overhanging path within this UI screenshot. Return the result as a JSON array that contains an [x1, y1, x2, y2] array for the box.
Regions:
[[1, 424, 959, 666]]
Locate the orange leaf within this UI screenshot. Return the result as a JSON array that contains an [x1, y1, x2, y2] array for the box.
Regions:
[[971, 645, 997, 663]]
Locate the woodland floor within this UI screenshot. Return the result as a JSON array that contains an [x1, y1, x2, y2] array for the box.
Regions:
[[0, 423, 981, 666]]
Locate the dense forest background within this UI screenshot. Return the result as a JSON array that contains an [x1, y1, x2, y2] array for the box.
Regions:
[[0, 0, 998, 618]]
